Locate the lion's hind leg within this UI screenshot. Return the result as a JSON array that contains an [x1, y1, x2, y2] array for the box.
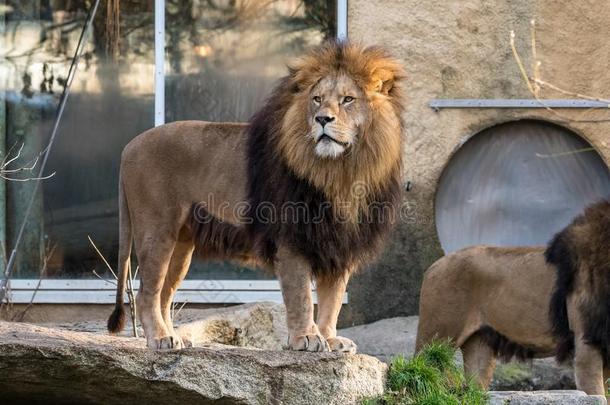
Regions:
[[135, 230, 178, 350], [160, 231, 195, 349], [461, 333, 497, 388]]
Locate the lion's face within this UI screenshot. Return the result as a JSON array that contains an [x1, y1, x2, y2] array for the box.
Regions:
[[273, 42, 405, 218], [308, 74, 368, 158]]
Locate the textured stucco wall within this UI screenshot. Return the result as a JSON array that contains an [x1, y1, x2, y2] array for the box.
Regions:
[[340, 0, 610, 326]]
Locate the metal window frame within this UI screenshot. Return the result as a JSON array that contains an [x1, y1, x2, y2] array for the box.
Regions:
[[8, 1, 350, 305], [337, 0, 348, 39], [154, 0, 165, 126], [429, 98, 610, 111]]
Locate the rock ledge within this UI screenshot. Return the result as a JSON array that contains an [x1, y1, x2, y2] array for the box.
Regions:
[[0, 321, 386, 405], [488, 390, 606, 405]]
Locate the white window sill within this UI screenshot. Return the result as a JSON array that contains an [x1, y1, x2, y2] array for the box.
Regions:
[[5, 279, 347, 304]]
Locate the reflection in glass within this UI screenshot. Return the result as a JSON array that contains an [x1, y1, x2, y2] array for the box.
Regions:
[[166, 0, 336, 122], [2, 1, 154, 278]]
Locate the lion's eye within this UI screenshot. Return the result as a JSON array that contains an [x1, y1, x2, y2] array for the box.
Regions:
[[342, 96, 355, 104], [312, 96, 322, 104]]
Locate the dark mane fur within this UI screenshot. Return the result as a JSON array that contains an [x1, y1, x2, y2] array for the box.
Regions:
[[190, 205, 256, 261], [476, 326, 536, 362], [546, 199, 610, 364]]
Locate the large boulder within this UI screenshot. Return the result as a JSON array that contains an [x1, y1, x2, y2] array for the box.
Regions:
[[175, 302, 289, 350], [0, 319, 386, 404], [3, 302, 599, 404]]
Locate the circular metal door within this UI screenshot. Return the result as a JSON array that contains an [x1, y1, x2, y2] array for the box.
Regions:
[[435, 120, 610, 253]]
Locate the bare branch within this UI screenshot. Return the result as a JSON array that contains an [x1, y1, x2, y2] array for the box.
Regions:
[[532, 78, 610, 104], [92, 270, 117, 285], [510, 23, 610, 123], [0, 143, 57, 182], [87, 235, 117, 279]]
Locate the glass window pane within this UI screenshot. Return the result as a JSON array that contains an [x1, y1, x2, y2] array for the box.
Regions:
[[1, 1, 335, 281], [2, 0, 154, 279], [165, 0, 336, 122]]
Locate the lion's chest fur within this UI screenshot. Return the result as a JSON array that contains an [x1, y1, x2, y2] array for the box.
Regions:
[[246, 120, 401, 276], [255, 165, 400, 276]]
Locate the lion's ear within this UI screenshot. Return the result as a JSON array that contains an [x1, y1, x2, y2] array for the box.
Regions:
[[372, 71, 395, 96], [369, 59, 405, 96]]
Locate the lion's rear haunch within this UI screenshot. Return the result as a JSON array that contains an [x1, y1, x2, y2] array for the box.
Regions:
[[546, 199, 610, 364]]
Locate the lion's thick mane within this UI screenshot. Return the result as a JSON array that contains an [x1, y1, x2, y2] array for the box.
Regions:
[[546, 199, 610, 363], [246, 41, 405, 277]]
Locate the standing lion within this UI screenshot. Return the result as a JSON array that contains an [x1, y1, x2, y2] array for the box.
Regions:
[[416, 200, 610, 397], [107, 41, 406, 352]]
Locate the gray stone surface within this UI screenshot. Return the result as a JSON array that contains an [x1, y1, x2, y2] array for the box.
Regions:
[[0, 320, 386, 404], [488, 391, 606, 405], [3, 303, 604, 403], [47, 303, 580, 392], [48, 302, 290, 350], [339, 316, 419, 363]]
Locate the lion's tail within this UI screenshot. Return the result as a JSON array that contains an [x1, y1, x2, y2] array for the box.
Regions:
[[107, 172, 132, 334]]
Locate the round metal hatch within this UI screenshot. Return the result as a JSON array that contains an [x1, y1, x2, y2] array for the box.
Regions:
[[435, 120, 610, 253]]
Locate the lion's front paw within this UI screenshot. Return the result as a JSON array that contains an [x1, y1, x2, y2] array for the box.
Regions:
[[148, 335, 182, 350], [180, 335, 193, 348], [171, 334, 186, 349], [287, 334, 330, 352], [327, 336, 357, 354]]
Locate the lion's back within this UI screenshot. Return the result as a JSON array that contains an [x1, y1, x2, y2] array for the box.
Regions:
[[122, 120, 248, 165], [120, 120, 250, 222]]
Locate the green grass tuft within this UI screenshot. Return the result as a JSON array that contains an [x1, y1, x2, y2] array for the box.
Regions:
[[418, 340, 458, 373], [387, 355, 442, 397], [363, 341, 489, 405]]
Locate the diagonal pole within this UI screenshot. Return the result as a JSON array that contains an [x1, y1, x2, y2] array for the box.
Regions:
[[0, 0, 103, 303]]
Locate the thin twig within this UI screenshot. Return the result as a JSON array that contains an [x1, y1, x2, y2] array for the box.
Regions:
[[88, 236, 138, 337], [530, 19, 540, 99], [13, 243, 57, 322], [92, 270, 117, 286], [0, 142, 57, 182], [0, 173, 56, 182], [171, 300, 188, 324], [510, 30, 536, 95], [126, 265, 138, 338], [510, 26, 610, 123], [532, 78, 610, 104], [87, 235, 117, 279]]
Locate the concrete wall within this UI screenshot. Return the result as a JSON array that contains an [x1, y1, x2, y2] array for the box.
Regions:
[[341, 0, 610, 326]]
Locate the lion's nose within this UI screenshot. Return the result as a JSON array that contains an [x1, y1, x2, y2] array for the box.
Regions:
[[315, 116, 335, 127]]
